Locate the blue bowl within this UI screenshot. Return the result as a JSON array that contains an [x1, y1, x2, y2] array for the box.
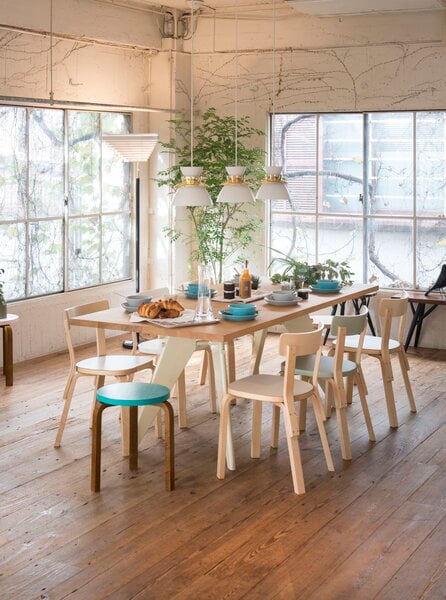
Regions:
[[315, 279, 340, 290], [228, 303, 256, 315], [186, 283, 199, 293]]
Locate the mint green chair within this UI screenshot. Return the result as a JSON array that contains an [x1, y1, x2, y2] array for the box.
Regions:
[[275, 307, 375, 461], [91, 382, 174, 492]]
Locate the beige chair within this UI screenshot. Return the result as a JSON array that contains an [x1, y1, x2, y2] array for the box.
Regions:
[[131, 286, 216, 430], [289, 307, 375, 461], [54, 300, 154, 448], [217, 325, 334, 495], [133, 336, 216, 429], [342, 291, 416, 428]]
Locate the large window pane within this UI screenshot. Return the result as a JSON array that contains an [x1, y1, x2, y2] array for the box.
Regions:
[[0, 222, 26, 300], [273, 114, 317, 213], [368, 113, 413, 216], [68, 111, 100, 215], [416, 112, 446, 218], [318, 216, 363, 281], [28, 109, 64, 218], [0, 107, 27, 220], [28, 220, 63, 296], [68, 217, 101, 289], [319, 114, 363, 215], [270, 213, 316, 264], [416, 219, 446, 289], [368, 218, 413, 287], [102, 214, 131, 281]]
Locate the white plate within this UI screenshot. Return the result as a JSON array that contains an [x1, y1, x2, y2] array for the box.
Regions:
[[121, 302, 139, 313], [264, 295, 301, 306]]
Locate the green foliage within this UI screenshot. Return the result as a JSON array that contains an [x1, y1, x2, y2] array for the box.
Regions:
[[270, 252, 354, 287], [157, 108, 266, 283]]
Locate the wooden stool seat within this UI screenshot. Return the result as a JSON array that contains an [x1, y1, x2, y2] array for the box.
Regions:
[[91, 382, 174, 492]]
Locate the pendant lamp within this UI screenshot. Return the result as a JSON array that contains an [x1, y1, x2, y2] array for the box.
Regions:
[[217, 0, 255, 204], [173, 1, 211, 207], [256, 0, 290, 202]]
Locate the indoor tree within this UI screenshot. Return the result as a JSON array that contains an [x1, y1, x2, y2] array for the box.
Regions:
[[156, 108, 265, 283]]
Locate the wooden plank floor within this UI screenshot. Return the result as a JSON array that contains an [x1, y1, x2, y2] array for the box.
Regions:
[[1, 334, 445, 600]]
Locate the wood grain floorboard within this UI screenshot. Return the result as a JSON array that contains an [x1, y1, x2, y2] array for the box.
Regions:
[[0, 335, 444, 600]]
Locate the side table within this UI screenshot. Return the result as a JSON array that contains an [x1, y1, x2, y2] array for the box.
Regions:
[[1, 313, 19, 386]]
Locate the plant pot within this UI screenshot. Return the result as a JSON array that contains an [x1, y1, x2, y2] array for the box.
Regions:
[[0, 301, 7, 319]]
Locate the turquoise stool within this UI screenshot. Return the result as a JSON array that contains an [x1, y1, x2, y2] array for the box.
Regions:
[[91, 382, 174, 492]]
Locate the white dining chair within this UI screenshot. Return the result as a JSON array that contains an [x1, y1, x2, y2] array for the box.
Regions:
[[54, 300, 154, 449], [341, 291, 417, 428], [217, 325, 334, 495], [285, 307, 375, 461]]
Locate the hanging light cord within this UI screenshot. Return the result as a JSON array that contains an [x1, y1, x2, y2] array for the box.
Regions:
[[49, 0, 54, 104], [271, 0, 276, 165], [190, 1, 194, 166], [235, 0, 239, 166]]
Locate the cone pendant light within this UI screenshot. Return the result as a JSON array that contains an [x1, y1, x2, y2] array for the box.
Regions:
[[256, 0, 290, 202], [217, 0, 255, 204], [173, 1, 211, 207]]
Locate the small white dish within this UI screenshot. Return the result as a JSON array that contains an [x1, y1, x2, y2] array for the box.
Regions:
[[264, 295, 301, 307], [121, 302, 139, 313]]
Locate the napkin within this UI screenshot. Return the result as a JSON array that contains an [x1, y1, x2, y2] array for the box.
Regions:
[[129, 309, 218, 328]]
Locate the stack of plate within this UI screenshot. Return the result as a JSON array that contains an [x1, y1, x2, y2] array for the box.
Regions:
[[218, 308, 258, 321], [309, 284, 342, 294], [264, 293, 301, 306]]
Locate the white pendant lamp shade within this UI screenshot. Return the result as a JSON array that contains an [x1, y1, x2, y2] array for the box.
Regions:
[[256, 166, 290, 201], [217, 167, 255, 204], [102, 134, 158, 162], [173, 166, 212, 207]]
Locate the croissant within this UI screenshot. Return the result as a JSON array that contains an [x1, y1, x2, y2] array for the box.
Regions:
[[137, 299, 184, 319]]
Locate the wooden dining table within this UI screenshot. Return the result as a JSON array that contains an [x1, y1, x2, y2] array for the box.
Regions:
[[70, 283, 378, 471]]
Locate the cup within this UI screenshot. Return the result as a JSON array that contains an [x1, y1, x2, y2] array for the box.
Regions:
[[316, 279, 340, 290], [223, 281, 235, 300], [271, 290, 296, 301], [126, 294, 152, 307], [228, 303, 256, 315], [297, 289, 309, 300]]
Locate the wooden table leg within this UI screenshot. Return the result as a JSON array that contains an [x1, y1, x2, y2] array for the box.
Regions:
[[2, 324, 13, 386]]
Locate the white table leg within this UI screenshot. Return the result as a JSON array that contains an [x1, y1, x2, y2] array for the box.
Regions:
[[210, 341, 236, 471], [138, 337, 196, 443]]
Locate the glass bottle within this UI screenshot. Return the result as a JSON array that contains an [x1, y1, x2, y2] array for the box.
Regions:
[[194, 264, 214, 321], [239, 260, 252, 299]]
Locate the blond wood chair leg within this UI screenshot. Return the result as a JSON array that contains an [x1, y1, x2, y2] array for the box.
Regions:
[[54, 372, 80, 448], [298, 398, 307, 432], [159, 401, 175, 491], [205, 347, 217, 413], [154, 410, 163, 439], [91, 401, 107, 493], [281, 404, 305, 495], [379, 357, 399, 428], [310, 391, 335, 472], [358, 363, 368, 396], [251, 400, 263, 458], [346, 352, 355, 404], [270, 404, 280, 448], [323, 379, 333, 418], [356, 371, 376, 442], [120, 406, 130, 457], [217, 394, 233, 479], [332, 381, 352, 460], [198, 350, 208, 385], [128, 406, 138, 471], [177, 370, 188, 428], [397, 349, 417, 413]]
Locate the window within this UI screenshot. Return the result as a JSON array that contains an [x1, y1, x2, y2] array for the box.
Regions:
[[271, 112, 446, 289], [0, 107, 131, 301]]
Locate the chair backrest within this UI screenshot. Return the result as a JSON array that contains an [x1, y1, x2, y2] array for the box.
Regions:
[[331, 306, 368, 374], [379, 291, 408, 347], [64, 300, 110, 366], [280, 325, 324, 396]]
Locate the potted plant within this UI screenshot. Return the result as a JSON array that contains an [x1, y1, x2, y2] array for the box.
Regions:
[[313, 259, 355, 287], [156, 108, 265, 283], [269, 250, 316, 288], [0, 268, 7, 319]]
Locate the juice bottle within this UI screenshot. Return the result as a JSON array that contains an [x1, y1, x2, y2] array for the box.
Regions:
[[239, 260, 252, 299]]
